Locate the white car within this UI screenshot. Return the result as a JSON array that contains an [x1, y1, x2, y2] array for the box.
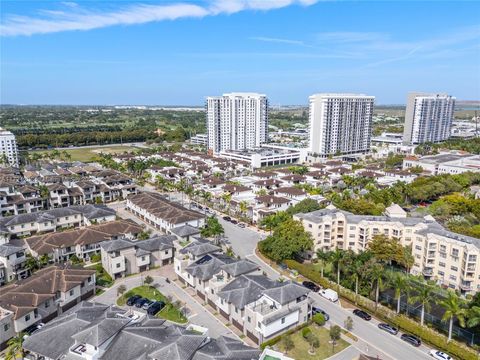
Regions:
[[429, 350, 453, 360]]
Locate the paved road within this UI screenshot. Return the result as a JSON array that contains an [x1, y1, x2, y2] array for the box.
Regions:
[[310, 292, 432, 360], [94, 271, 240, 340]]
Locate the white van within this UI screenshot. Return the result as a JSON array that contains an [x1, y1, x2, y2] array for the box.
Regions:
[[319, 289, 338, 302]]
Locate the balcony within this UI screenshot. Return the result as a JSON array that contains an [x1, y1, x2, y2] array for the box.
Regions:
[[460, 282, 473, 291], [422, 268, 434, 276]]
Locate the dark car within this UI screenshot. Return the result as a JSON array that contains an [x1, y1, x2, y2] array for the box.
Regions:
[[230, 219, 238, 225], [302, 281, 320, 292], [147, 301, 166, 315], [23, 323, 44, 338], [378, 323, 398, 335], [311, 306, 330, 321], [134, 297, 148, 308], [353, 309, 372, 321], [126, 295, 142, 306], [223, 216, 231, 221], [142, 299, 154, 310], [237, 223, 246, 228], [401, 334, 421, 347]]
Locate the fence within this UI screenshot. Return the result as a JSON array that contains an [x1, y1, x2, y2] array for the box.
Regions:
[[379, 292, 479, 345]]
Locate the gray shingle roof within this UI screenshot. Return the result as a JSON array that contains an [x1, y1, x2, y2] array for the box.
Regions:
[[185, 253, 236, 281], [0, 243, 23, 257], [170, 224, 201, 237], [263, 282, 310, 305]]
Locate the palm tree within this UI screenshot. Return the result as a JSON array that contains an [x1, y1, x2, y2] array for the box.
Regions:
[[261, 215, 277, 235], [329, 249, 345, 291], [388, 272, 408, 314], [315, 250, 330, 278], [409, 282, 435, 326], [5, 334, 24, 360], [369, 263, 385, 310], [348, 259, 363, 305], [239, 201, 248, 218], [467, 306, 480, 328], [437, 291, 467, 342]]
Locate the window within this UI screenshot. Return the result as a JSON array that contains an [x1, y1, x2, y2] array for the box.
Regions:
[[281, 317, 285, 324], [25, 314, 30, 322], [247, 316, 251, 323], [45, 300, 50, 308], [4, 324, 9, 332], [258, 321, 261, 328], [165, 250, 169, 255], [235, 307, 238, 313], [415, 245, 422, 251], [439, 262, 446, 267], [451, 266, 458, 272], [449, 275, 457, 281], [70, 289, 74, 296], [116, 263, 121, 268], [141, 256, 145, 261], [438, 271, 445, 276]]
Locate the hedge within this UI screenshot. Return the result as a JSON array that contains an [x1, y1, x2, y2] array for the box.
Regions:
[[284, 259, 478, 360]]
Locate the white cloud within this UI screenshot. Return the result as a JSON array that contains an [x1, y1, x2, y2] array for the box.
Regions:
[[250, 36, 308, 46], [0, 0, 319, 37]]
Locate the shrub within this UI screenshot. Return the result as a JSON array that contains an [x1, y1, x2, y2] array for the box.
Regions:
[[260, 322, 310, 350], [302, 327, 312, 339], [313, 313, 325, 326]]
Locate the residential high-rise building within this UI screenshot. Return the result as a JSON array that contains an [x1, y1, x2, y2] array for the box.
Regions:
[[308, 93, 374, 156], [0, 128, 18, 167], [403, 92, 455, 145], [206, 92, 268, 153]]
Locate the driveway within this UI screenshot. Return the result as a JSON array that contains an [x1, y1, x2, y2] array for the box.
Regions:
[[93, 267, 240, 340]]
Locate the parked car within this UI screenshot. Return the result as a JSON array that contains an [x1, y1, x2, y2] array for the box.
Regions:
[[147, 301, 166, 315], [23, 323, 45, 338], [353, 309, 372, 321], [302, 281, 320, 292], [230, 219, 238, 225], [377, 323, 398, 335], [319, 289, 338, 302], [401, 334, 421, 347], [142, 299, 154, 310], [222, 216, 231, 221], [237, 223, 246, 228], [311, 306, 330, 321], [126, 295, 142, 306], [429, 350, 452, 360], [134, 298, 148, 308]]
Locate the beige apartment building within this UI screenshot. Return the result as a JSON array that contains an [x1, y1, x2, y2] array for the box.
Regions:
[[294, 204, 480, 294]]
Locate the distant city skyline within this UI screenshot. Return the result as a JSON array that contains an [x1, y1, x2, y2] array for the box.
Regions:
[[1, 1, 479, 105]]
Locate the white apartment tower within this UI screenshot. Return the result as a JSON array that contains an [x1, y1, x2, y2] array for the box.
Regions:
[[403, 92, 455, 145], [309, 93, 374, 156], [0, 128, 19, 167], [206, 92, 268, 153]]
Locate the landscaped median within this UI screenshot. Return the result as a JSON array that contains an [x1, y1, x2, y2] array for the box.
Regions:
[[117, 285, 187, 324], [284, 259, 478, 360]]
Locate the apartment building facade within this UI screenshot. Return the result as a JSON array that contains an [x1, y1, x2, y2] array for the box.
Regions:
[[294, 204, 480, 294], [0, 266, 95, 350], [207, 92, 269, 154], [0, 128, 19, 167], [402, 92, 456, 145], [100, 235, 175, 279], [308, 93, 374, 156]]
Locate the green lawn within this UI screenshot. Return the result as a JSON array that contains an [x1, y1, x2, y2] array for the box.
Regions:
[[87, 263, 113, 287], [33, 145, 138, 162], [117, 285, 187, 324], [276, 326, 349, 360]]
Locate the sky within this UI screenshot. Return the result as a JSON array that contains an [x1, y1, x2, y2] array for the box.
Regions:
[[0, 0, 479, 105]]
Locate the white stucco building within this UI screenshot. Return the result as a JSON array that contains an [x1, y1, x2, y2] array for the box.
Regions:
[[0, 128, 18, 167], [402, 92, 456, 145], [207, 93, 269, 154], [308, 94, 374, 156]]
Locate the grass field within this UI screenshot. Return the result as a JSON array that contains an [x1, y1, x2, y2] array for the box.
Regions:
[[276, 325, 349, 359], [117, 285, 187, 324], [33, 145, 138, 162]]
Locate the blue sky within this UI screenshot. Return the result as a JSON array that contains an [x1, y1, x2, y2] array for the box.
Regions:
[[1, 0, 479, 105]]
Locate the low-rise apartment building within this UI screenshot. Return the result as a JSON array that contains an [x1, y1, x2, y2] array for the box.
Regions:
[[0, 265, 95, 350], [100, 235, 175, 279], [0, 204, 116, 243], [126, 191, 205, 232], [294, 204, 480, 294], [403, 152, 480, 175], [25, 219, 143, 262], [0, 243, 27, 285]]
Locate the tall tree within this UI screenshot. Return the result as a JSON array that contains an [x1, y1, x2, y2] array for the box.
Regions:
[[329, 249, 346, 291], [5, 334, 24, 360], [388, 272, 408, 314], [437, 291, 467, 342], [315, 250, 330, 278], [409, 282, 435, 326], [200, 216, 225, 244]]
